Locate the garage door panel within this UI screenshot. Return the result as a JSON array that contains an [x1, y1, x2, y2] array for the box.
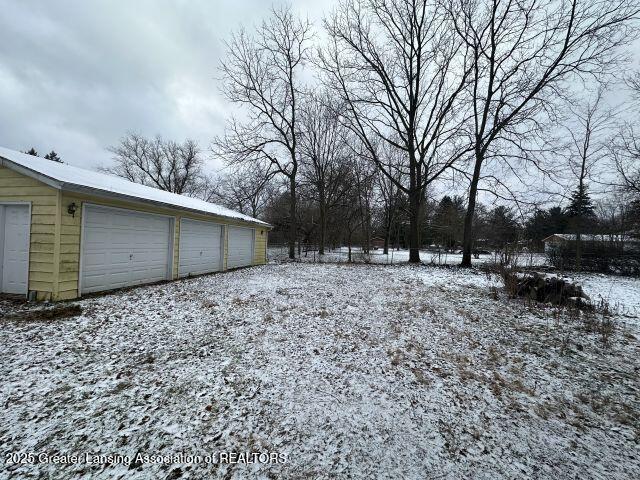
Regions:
[[81, 205, 172, 294], [227, 226, 254, 269], [83, 251, 108, 267], [179, 219, 221, 277]]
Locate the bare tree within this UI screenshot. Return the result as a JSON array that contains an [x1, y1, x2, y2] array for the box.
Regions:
[[299, 93, 352, 254], [321, 0, 473, 263], [628, 72, 640, 98], [610, 75, 640, 199], [333, 163, 367, 262], [207, 164, 275, 218], [106, 133, 204, 195], [562, 88, 612, 268], [214, 5, 313, 259], [375, 144, 405, 254], [350, 144, 378, 254], [611, 125, 640, 198], [447, 0, 639, 266]]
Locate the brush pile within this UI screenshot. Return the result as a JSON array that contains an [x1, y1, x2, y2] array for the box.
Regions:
[[511, 272, 591, 308]]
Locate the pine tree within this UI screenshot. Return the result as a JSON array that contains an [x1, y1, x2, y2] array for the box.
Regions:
[[432, 196, 465, 248], [566, 184, 596, 219], [44, 150, 62, 162], [21, 148, 63, 162], [566, 183, 597, 271], [487, 206, 519, 247]]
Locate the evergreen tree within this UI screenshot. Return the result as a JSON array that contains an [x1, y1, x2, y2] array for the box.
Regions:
[[566, 184, 596, 220], [547, 207, 569, 234], [44, 150, 62, 162], [21, 148, 63, 162], [431, 196, 465, 248], [525, 206, 568, 248], [566, 184, 597, 271], [486, 206, 519, 247]]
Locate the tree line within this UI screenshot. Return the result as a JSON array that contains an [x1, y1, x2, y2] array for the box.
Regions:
[[104, 0, 640, 265]]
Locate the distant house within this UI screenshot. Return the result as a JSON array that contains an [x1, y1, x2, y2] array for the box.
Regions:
[[371, 237, 385, 250], [542, 234, 639, 253]]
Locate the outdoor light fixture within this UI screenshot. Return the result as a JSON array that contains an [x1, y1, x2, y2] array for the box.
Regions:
[[67, 202, 77, 217]]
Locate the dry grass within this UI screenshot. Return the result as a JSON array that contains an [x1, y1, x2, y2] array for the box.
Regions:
[[2, 304, 82, 322]]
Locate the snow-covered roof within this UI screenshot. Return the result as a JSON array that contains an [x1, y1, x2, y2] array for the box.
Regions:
[[0, 146, 269, 227]]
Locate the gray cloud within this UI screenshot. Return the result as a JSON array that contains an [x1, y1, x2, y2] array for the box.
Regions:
[[0, 0, 330, 171], [0, 0, 637, 177]]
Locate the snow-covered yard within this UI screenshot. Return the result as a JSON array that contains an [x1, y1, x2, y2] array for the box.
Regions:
[[1, 264, 638, 479]]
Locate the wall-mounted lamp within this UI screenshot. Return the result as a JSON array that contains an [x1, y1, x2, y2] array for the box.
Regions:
[[261, 230, 264, 235], [67, 202, 77, 218]]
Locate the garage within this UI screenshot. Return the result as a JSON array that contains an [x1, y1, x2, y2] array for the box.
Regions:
[[227, 226, 254, 269], [81, 205, 172, 294], [1, 146, 271, 300], [0, 204, 30, 294], [179, 219, 222, 277]]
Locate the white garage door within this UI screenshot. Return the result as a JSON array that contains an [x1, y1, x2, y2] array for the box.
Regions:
[[81, 205, 172, 294], [0, 204, 30, 295], [179, 219, 222, 277], [227, 226, 254, 269]]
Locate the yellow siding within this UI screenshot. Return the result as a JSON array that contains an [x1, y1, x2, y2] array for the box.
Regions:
[[254, 228, 268, 265], [1, 160, 271, 301], [1, 165, 270, 301], [56, 191, 269, 300], [0, 166, 58, 300]]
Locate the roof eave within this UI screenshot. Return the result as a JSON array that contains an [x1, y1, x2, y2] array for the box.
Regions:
[[541, 235, 561, 242], [0, 156, 63, 190], [0, 156, 271, 228], [61, 183, 272, 228]]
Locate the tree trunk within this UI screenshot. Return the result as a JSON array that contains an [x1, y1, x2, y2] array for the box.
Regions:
[[288, 176, 296, 260], [461, 154, 483, 267], [383, 213, 391, 255], [408, 188, 421, 263], [319, 190, 326, 255], [365, 202, 371, 255], [575, 231, 582, 272]]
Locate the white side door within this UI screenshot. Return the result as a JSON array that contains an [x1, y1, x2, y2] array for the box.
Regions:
[[0, 204, 30, 295], [81, 205, 172, 294], [179, 219, 222, 277], [227, 226, 255, 269]]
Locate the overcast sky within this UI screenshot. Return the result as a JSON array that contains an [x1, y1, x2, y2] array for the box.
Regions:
[[0, 0, 332, 172], [0, 0, 638, 181]]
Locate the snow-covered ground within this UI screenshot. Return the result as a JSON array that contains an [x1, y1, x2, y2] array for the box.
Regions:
[[573, 273, 640, 320], [269, 246, 549, 268], [1, 264, 638, 479]]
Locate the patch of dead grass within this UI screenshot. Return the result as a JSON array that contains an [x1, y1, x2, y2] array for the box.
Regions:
[[2, 304, 82, 322]]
